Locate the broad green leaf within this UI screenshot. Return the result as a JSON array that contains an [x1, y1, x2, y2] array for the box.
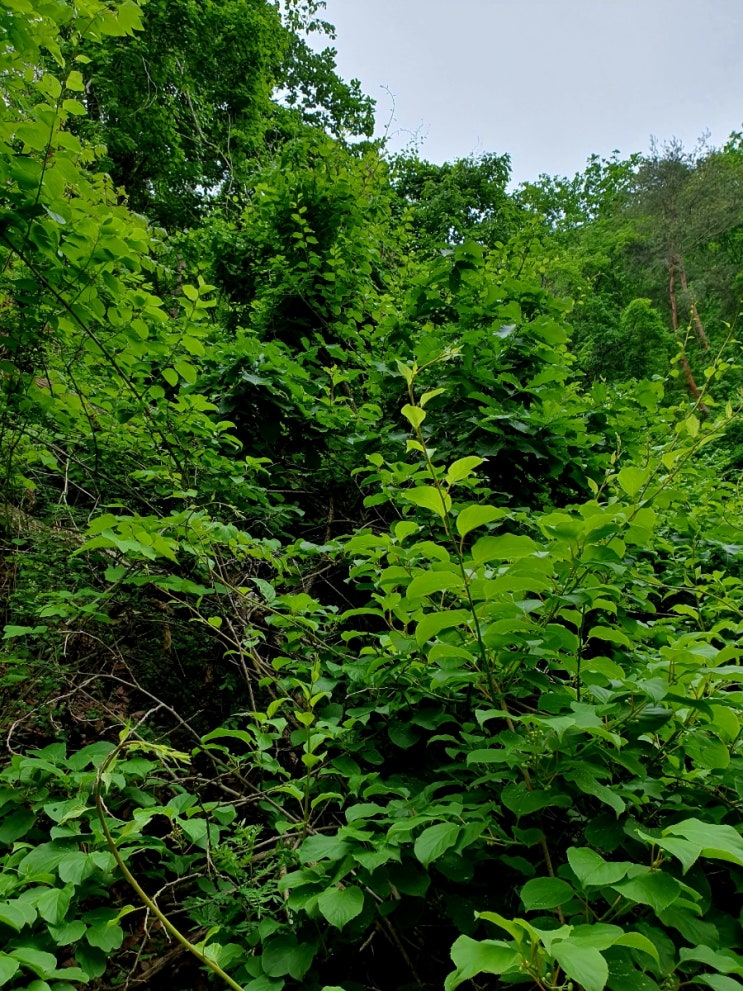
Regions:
[[0, 900, 34, 931], [684, 413, 700, 437], [396, 360, 414, 385], [406, 570, 463, 599], [299, 834, 351, 864], [679, 945, 743, 975], [446, 456, 484, 485], [567, 924, 622, 950], [403, 485, 451, 519], [415, 609, 471, 646], [316, 885, 364, 929], [665, 818, 743, 870], [614, 932, 660, 963], [174, 360, 197, 384], [62, 98, 86, 115], [48, 920, 86, 945], [588, 626, 632, 648], [0, 809, 35, 843], [414, 823, 460, 867], [36, 887, 72, 925], [456, 504, 507, 538], [8, 947, 57, 978], [85, 921, 124, 952], [698, 977, 743, 991], [65, 70, 85, 91], [471, 533, 536, 563], [447, 935, 519, 989], [617, 466, 650, 497], [262, 935, 317, 979], [401, 404, 425, 429], [0, 955, 20, 986], [551, 942, 608, 991], [520, 877, 574, 911], [569, 770, 626, 815], [612, 871, 680, 913], [567, 847, 630, 887], [685, 734, 730, 770]]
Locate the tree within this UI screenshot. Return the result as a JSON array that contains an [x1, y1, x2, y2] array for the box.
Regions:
[[77, 0, 375, 227], [390, 151, 513, 251]]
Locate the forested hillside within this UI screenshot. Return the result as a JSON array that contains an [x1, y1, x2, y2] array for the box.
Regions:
[[2, 3, 743, 990]]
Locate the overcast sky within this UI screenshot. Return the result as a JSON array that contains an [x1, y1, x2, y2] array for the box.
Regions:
[[317, 0, 743, 185]]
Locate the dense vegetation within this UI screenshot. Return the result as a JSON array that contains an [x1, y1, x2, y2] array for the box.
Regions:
[[2, 3, 743, 990]]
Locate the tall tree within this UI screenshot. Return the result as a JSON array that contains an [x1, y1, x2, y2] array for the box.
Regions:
[[77, 0, 375, 226]]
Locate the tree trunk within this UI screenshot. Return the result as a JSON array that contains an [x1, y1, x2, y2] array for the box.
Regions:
[[678, 261, 710, 350], [669, 256, 707, 408]]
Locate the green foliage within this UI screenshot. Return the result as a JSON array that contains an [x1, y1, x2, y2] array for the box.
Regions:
[[391, 151, 514, 251], [2, 2, 743, 990]]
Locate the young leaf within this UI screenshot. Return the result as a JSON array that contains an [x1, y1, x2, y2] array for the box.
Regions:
[[456, 505, 507, 538], [446, 456, 484, 485], [401, 404, 426, 430], [403, 486, 451, 519]]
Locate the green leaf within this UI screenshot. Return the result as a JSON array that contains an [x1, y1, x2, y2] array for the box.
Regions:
[[666, 818, 743, 870], [679, 945, 743, 975], [85, 921, 124, 952], [403, 486, 451, 518], [613, 932, 660, 963], [8, 947, 57, 979], [36, 887, 72, 925], [520, 877, 574, 911], [406, 570, 463, 599], [262, 936, 316, 979], [446, 457, 484, 484], [316, 885, 364, 929], [567, 847, 630, 887], [456, 504, 507, 538], [414, 822, 460, 867], [65, 70, 85, 91], [0, 900, 35, 931], [48, 920, 86, 945], [420, 388, 445, 407], [685, 413, 700, 438], [174, 361, 197, 385], [588, 626, 632, 648], [471, 533, 537, 563], [617, 466, 651, 497], [62, 99, 87, 116], [447, 935, 519, 989], [0, 809, 35, 843], [551, 942, 608, 991], [401, 404, 425, 430], [698, 977, 743, 991], [612, 871, 680, 913], [299, 834, 350, 863], [0, 954, 20, 986], [415, 609, 472, 646]]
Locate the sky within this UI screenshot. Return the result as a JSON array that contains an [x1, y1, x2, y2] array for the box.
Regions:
[[316, 0, 743, 185]]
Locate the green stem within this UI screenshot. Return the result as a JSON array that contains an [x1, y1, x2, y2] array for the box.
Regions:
[[94, 740, 246, 991]]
